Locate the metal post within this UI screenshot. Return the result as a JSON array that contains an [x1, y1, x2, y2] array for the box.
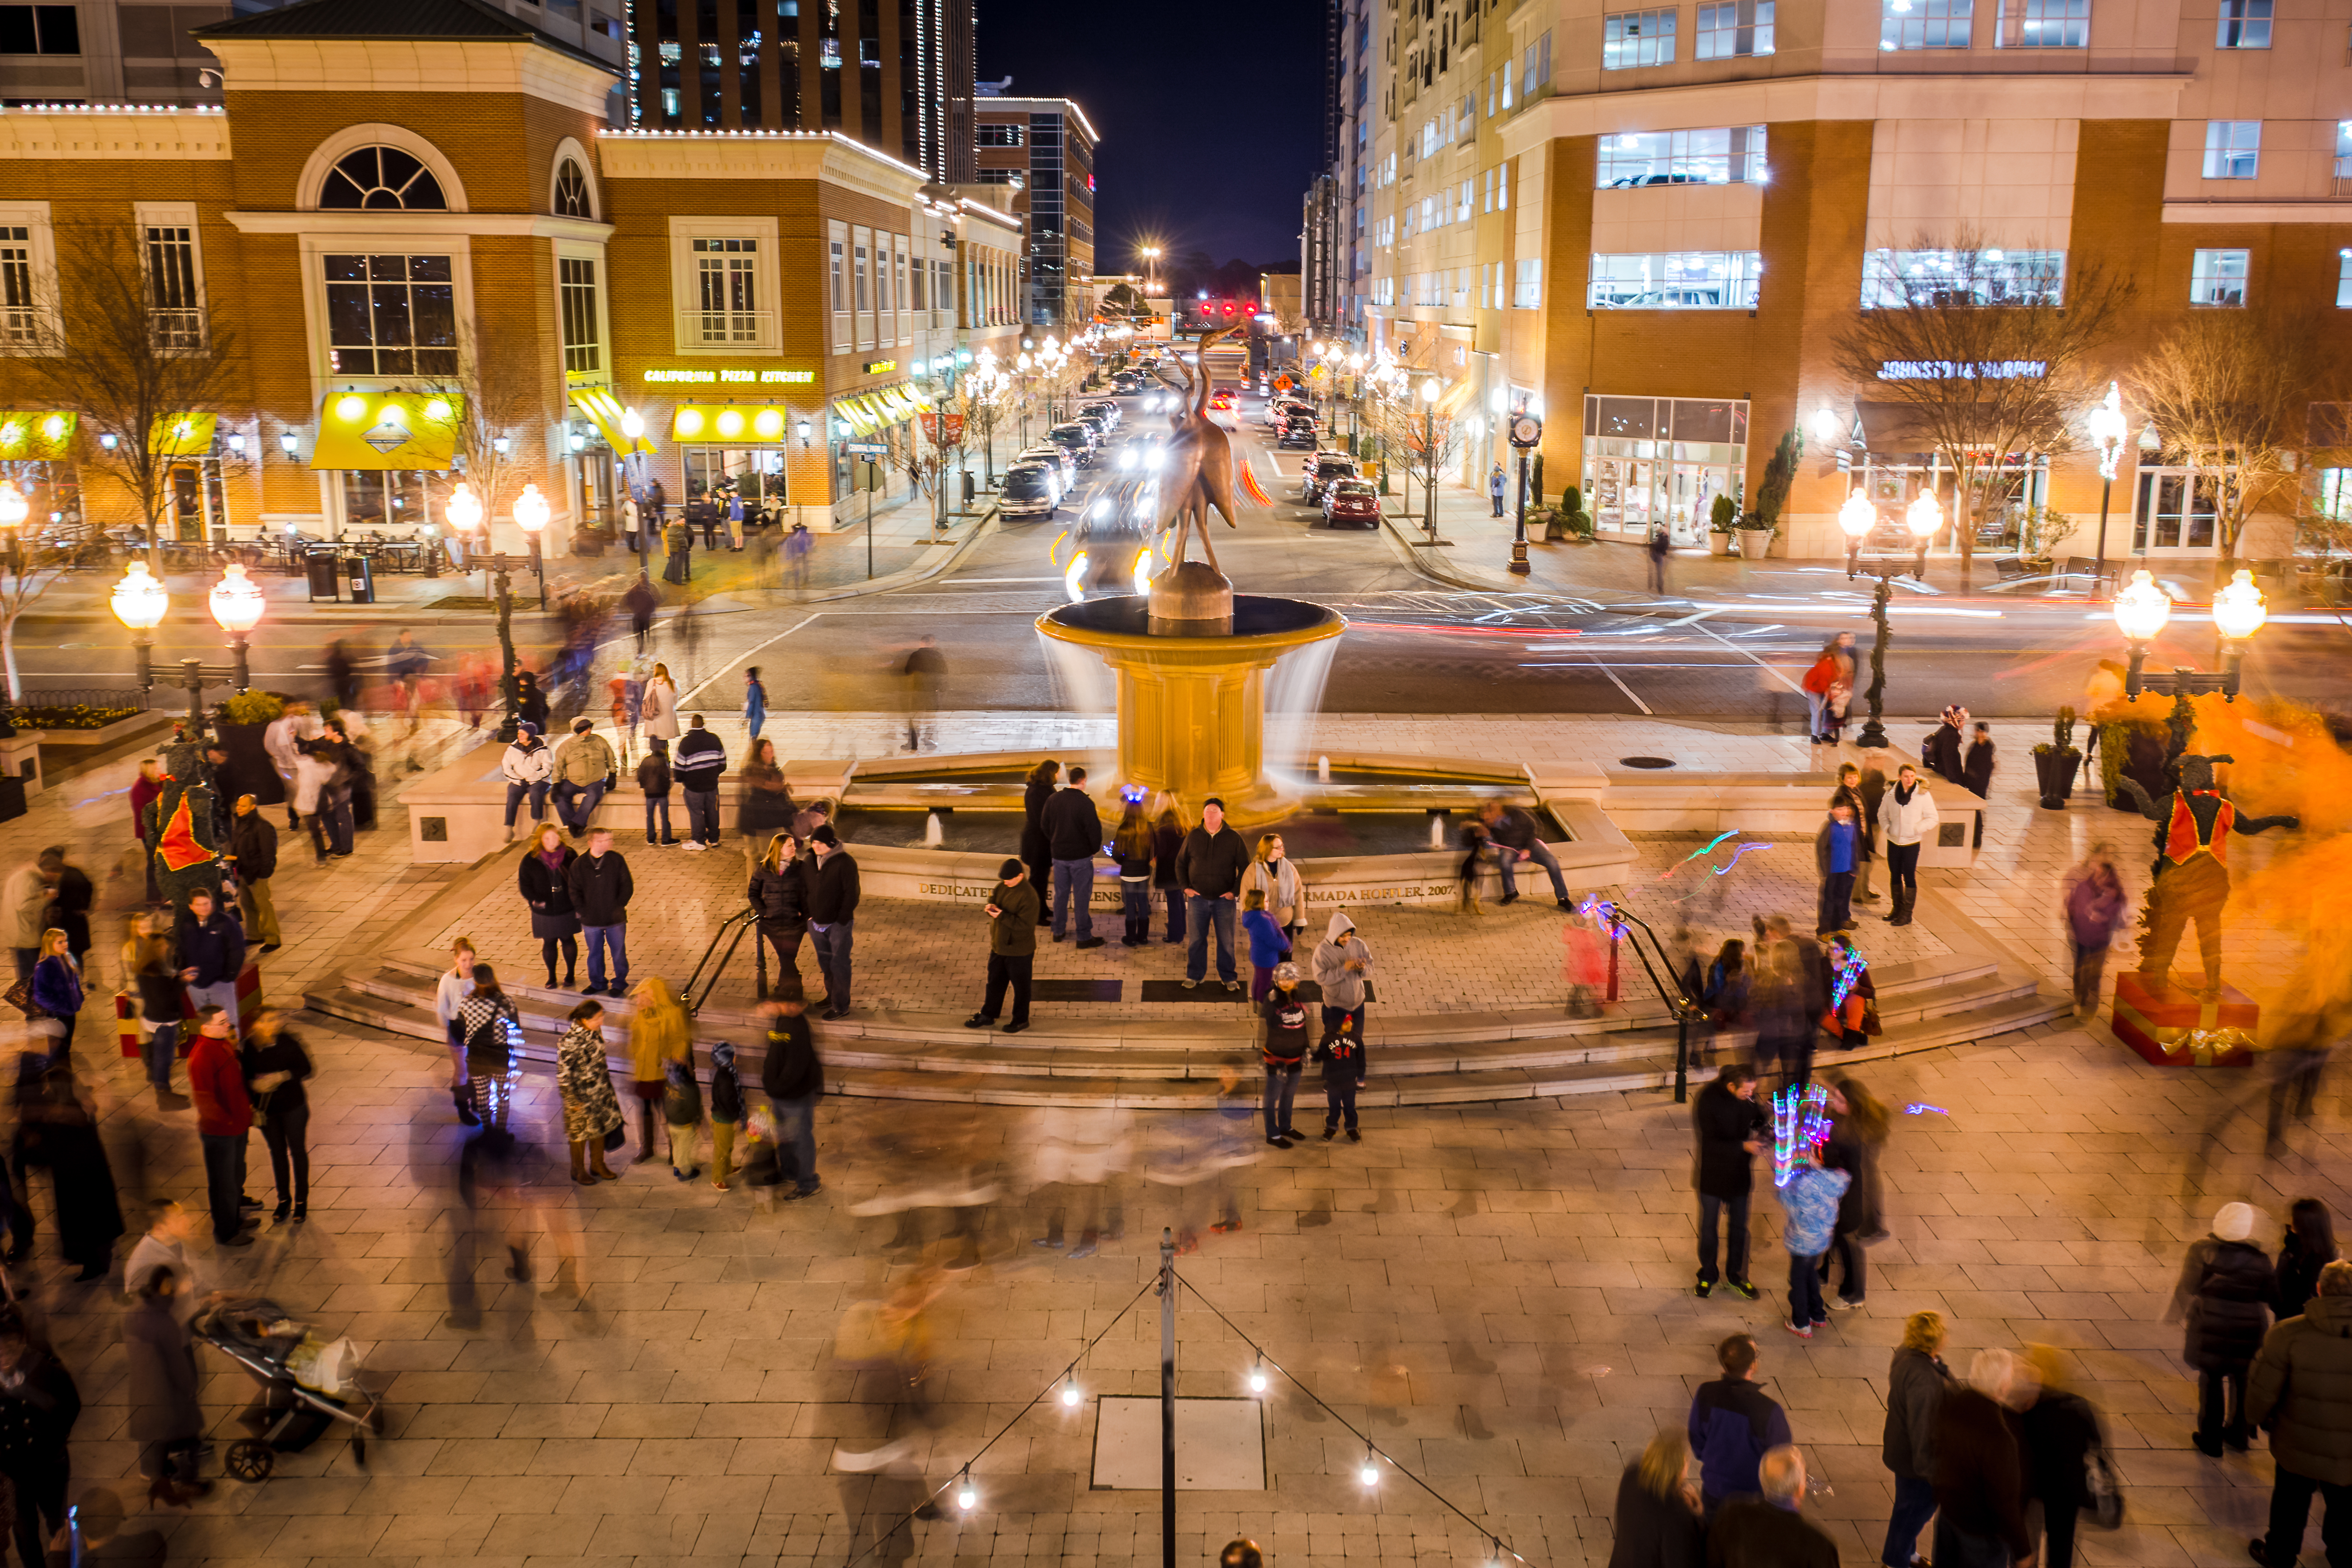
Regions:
[[529, 538, 547, 611], [493, 565, 520, 744], [866, 463, 876, 581], [1158, 1226, 1176, 1568], [1509, 449, 1531, 575], [1673, 1007, 1690, 1104], [229, 633, 251, 695], [179, 658, 205, 737], [1424, 407, 1438, 539], [133, 636, 154, 703], [1856, 575, 1893, 751], [2092, 471, 2113, 600]]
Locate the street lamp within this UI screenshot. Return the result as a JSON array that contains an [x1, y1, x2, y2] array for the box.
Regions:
[[444, 480, 483, 537], [1418, 378, 1441, 540], [0, 480, 27, 578], [206, 560, 263, 696], [112, 559, 168, 701], [514, 481, 551, 610], [1837, 485, 1931, 751], [1905, 490, 1941, 578], [2115, 565, 2264, 768], [2086, 381, 2128, 596]]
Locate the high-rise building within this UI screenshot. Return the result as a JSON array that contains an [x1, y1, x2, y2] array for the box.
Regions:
[[973, 93, 1097, 328], [1349, 0, 2352, 561], [1301, 0, 1371, 338]]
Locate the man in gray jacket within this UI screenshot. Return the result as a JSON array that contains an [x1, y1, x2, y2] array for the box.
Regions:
[[2249, 1259, 2352, 1567]]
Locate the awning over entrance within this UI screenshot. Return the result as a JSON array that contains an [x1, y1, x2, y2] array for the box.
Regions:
[[571, 386, 655, 456], [672, 403, 793, 443], [150, 413, 216, 457], [310, 391, 463, 471], [0, 412, 73, 461]]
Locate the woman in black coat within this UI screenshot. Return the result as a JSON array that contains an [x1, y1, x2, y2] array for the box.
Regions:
[[519, 824, 581, 987], [1606, 1430, 1704, 1568], [242, 1007, 316, 1224], [12, 1087, 123, 1280], [1020, 759, 1059, 925], [737, 739, 797, 864], [125, 1267, 208, 1506], [2275, 1197, 2338, 1319], [747, 833, 811, 997], [2168, 1201, 2274, 1455], [2016, 1345, 2106, 1568]]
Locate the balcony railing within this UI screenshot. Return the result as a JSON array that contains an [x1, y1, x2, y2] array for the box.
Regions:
[[150, 308, 205, 351], [678, 307, 774, 347]]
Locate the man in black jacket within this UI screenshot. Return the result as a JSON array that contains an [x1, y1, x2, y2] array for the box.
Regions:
[[1707, 1447, 1837, 1568], [175, 889, 247, 1026], [1175, 797, 1251, 991], [806, 826, 859, 1019], [226, 796, 281, 950], [565, 828, 633, 996], [0, 1325, 79, 1568], [759, 990, 824, 1197], [674, 714, 728, 848], [1693, 1063, 1767, 1299], [1041, 766, 1107, 949], [1689, 1333, 1793, 1517]]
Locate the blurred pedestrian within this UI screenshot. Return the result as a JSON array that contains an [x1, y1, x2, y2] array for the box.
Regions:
[[14, 1083, 121, 1279], [1962, 721, 1996, 797], [45, 845, 90, 975], [3, 853, 51, 981], [555, 998, 622, 1184], [1748, 936, 1808, 1089], [1922, 705, 1968, 784], [760, 990, 824, 1198], [1703, 938, 1751, 1045], [707, 1041, 746, 1190], [1243, 831, 1306, 937], [2061, 843, 2129, 1015], [1692, 1063, 1766, 1300], [1474, 800, 1572, 909], [901, 635, 945, 753], [1112, 795, 1155, 947], [2168, 1200, 2274, 1456], [499, 722, 553, 842], [550, 717, 616, 837], [1822, 1073, 1888, 1308], [124, 1199, 203, 1305], [1687, 1332, 1790, 1518], [1776, 1139, 1850, 1339], [459, 964, 522, 1132], [1606, 1429, 1704, 1568], [965, 859, 1037, 1033], [1709, 1446, 1837, 1568], [1042, 765, 1103, 947], [2017, 1344, 2107, 1568], [624, 573, 657, 651], [1241, 891, 1290, 1002], [324, 640, 356, 710], [641, 662, 679, 745], [185, 1006, 253, 1248], [1799, 635, 1846, 745], [2248, 1259, 2352, 1568], [1313, 910, 1373, 1042], [785, 520, 812, 588], [1876, 763, 1937, 928], [435, 936, 479, 1125], [0, 1323, 80, 1564], [132, 934, 186, 1106], [1647, 524, 1672, 594], [1488, 463, 1507, 518], [1178, 797, 1249, 991], [1020, 759, 1059, 916], [1880, 1310, 1954, 1568], [520, 823, 580, 988], [2265, 994, 2342, 1159], [675, 713, 727, 851], [662, 515, 692, 584], [130, 757, 166, 901], [637, 735, 676, 846], [226, 796, 281, 951], [1933, 1349, 2032, 1568], [744, 665, 768, 743], [1259, 963, 1309, 1149], [173, 889, 244, 1028], [239, 1006, 312, 1224], [661, 1053, 705, 1182], [808, 826, 859, 1019], [263, 701, 321, 833], [1153, 803, 1187, 945], [738, 738, 796, 875], [2275, 1198, 2339, 1320], [566, 827, 632, 996], [1814, 800, 1859, 937], [628, 976, 690, 1162]]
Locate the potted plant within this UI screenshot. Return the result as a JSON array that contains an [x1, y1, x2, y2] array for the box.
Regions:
[[1736, 509, 1775, 561], [1740, 428, 1802, 561], [2032, 705, 2083, 809], [1707, 493, 1738, 556], [216, 690, 290, 809]]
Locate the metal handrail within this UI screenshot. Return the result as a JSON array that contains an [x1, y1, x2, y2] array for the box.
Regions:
[[681, 906, 759, 1018], [1586, 896, 1707, 1102]]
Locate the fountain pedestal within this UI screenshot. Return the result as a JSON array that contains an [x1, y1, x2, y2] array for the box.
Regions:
[[1038, 589, 1344, 828]]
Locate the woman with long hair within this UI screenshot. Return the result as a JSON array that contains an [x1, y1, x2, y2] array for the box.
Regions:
[[556, 999, 624, 1183], [1243, 833, 1305, 945], [28, 926, 81, 1064], [1823, 1072, 1891, 1308], [641, 661, 680, 744], [1109, 798, 1155, 946], [748, 832, 811, 994], [519, 823, 580, 987], [2276, 1197, 2340, 1318], [240, 1007, 315, 1223], [458, 963, 523, 1131], [1020, 759, 1059, 921], [1152, 802, 1187, 945], [738, 737, 797, 874], [1605, 1428, 1703, 1568], [628, 976, 692, 1161]]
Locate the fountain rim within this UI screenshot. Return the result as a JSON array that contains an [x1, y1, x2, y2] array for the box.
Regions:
[[1035, 593, 1347, 655]]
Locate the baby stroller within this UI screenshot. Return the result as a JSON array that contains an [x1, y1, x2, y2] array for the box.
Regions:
[[190, 1296, 385, 1481]]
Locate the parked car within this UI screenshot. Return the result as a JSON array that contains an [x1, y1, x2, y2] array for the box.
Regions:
[[1080, 399, 1121, 430], [1301, 452, 1360, 503], [1276, 417, 1318, 450], [1018, 444, 1076, 488], [999, 462, 1061, 520], [1074, 410, 1111, 443], [1323, 479, 1379, 528], [1048, 423, 1097, 465]]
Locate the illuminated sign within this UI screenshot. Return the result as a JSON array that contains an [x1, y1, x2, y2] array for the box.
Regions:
[[1876, 360, 2046, 381], [862, 358, 897, 374], [641, 368, 816, 385], [672, 403, 795, 442]]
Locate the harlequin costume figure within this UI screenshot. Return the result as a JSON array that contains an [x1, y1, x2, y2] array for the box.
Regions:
[[2117, 752, 2296, 992]]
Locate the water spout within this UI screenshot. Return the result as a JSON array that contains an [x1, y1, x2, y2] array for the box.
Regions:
[[1317, 755, 1331, 783], [1429, 813, 1445, 848], [924, 811, 945, 848]]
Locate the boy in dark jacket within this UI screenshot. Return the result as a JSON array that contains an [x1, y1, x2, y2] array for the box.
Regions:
[[1687, 1332, 1792, 1518], [662, 1057, 704, 1182], [708, 1042, 745, 1191], [967, 859, 1040, 1033], [174, 890, 246, 1026], [1692, 1064, 1767, 1300], [1259, 966, 1310, 1148], [1313, 992, 1366, 1143], [758, 990, 824, 1198], [636, 737, 676, 845]]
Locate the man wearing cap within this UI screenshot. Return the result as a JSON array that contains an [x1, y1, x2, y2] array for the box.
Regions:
[[966, 858, 1039, 1033], [500, 721, 553, 840], [2169, 1199, 2275, 1456], [806, 826, 859, 1019], [550, 717, 617, 837]]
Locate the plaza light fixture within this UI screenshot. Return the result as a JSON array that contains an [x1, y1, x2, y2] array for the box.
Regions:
[[110, 560, 168, 632], [1359, 1447, 1380, 1487], [1836, 487, 1875, 574], [0, 481, 26, 533], [955, 1469, 977, 1511], [2212, 567, 2267, 641], [444, 481, 485, 535], [2085, 381, 2129, 593], [620, 408, 645, 441], [513, 484, 550, 534], [1247, 1363, 1269, 1395], [2115, 563, 2263, 705], [1809, 406, 1842, 445], [1059, 1375, 1082, 1409], [207, 561, 266, 635], [2111, 568, 2172, 644], [1905, 489, 1941, 546]]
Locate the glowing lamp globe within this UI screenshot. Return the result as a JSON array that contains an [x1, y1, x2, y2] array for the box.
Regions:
[[620, 408, 645, 441], [2211, 568, 2267, 641], [1420, 379, 1440, 404], [513, 483, 551, 535], [0, 481, 27, 531], [1837, 489, 1874, 542], [208, 561, 266, 634], [2112, 570, 2172, 643], [1905, 491, 1942, 543], [445, 481, 484, 535], [111, 561, 168, 632], [1810, 406, 1842, 446]]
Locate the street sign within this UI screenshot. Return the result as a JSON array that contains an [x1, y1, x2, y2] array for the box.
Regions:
[[1509, 413, 1544, 450], [843, 441, 886, 455]]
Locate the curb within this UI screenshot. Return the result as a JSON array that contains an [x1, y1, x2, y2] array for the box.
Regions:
[[1376, 507, 1530, 593]]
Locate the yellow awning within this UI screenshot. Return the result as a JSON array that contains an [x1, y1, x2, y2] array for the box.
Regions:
[[310, 391, 463, 471], [571, 387, 655, 456], [150, 412, 216, 456], [836, 398, 879, 436], [0, 412, 73, 461]]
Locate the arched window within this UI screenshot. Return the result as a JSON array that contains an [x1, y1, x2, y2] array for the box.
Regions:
[[554, 159, 593, 219], [317, 146, 448, 211]]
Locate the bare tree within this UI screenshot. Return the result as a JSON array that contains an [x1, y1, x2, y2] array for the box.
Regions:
[[0, 466, 62, 700], [1364, 342, 1469, 536], [1831, 231, 2133, 577], [2129, 308, 2330, 568], [420, 337, 544, 551], [14, 224, 246, 572]]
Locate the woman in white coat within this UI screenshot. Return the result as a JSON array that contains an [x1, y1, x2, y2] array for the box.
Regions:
[[1874, 763, 1940, 928], [641, 662, 681, 743]]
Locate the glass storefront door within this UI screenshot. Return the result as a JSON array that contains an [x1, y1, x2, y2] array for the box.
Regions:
[[168, 458, 228, 542], [2133, 470, 2219, 555], [684, 447, 788, 509], [1582, 395, 1748, 546]]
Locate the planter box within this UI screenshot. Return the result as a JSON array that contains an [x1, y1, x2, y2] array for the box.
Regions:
[[1707, 535, 1732, 556], [1737, 529, 1773, 560], [2032, 748, 2081, 809]]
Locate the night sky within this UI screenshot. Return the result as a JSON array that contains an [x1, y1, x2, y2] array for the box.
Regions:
[[974, 0, 1325, 275]]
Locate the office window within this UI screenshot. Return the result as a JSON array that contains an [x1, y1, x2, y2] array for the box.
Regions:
[[144, 225, 202, 349], [559, 256, 600, 374], [2338, 121, 2352, 180], [2191, 248, 2248, 307], [2216, 0, 2269, 47], [1590, 251, 1763, 308], [975, 124, 1023, 146], [2338, 249, 2352, 309], [1994, 0, 2086, 46], [1596, 126, 1768, 188], [1498, 163, 1510, 208], [2202, 121, 2260, 180], [1880, 0, 1971, 50], [1519, 31, 1551, 98], [1604, 8, 1676, 67], [323, 254, 457, 375], [1513, 258, 1542, 308], [909, 254, 925, 312], [0, 225, 38, 347], [1695, 0, 1774, 56], [1458, 178, 1473, 220], [0, 6, 79, 54], [1860, 248, 2064, 307], [690, 238, 761, 343]]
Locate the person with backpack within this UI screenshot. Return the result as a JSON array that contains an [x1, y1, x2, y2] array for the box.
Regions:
[[458, 964, 523, 1132], [1314, 997, 1366, 1143], [1259, 964, 1310, 1149]]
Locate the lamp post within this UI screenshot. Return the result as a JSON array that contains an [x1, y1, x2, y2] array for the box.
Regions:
[[207, 561, 263, 698], [111, 560, 260, 738], [111, 560, 167, 703], [2086, 381, 2127, 597], [1837, 486, 1942, 751], [0, 479, 26, 579], [513, 482, 551, 610], [1418, 378, 1441, 540], [2115, 565, 2267, 770]]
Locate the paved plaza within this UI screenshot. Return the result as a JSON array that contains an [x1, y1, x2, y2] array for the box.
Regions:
[[0, 710, 2334, 1568]]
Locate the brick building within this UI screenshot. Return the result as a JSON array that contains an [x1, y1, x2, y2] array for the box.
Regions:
[[0, 0, 1023, 553]]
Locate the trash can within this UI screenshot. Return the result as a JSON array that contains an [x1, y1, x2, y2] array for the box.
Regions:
[[304, 550, 341, 602], [346, 554, 376, 605]]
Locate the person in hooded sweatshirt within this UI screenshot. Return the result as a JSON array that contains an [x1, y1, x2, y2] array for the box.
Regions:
[[2248, 1258, 2352, 1568], [2169, 1199, 2275, 1456], [1311, 911, 1374, 1045]]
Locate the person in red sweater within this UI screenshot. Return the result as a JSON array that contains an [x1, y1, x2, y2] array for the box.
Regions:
[[185, 1008, 254, 1248]]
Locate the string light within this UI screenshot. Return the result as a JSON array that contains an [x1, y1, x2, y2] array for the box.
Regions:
[[1059, 1375, 1082, 1409], [1247, 1362, 1269, 1395], [1771, 1083, 1831, 1188], [1359, 1446, 1380, 1487], [955, 1468, 977, 1511]]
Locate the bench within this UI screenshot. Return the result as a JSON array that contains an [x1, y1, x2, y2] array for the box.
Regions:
[[1991, 555, 2030, 580]]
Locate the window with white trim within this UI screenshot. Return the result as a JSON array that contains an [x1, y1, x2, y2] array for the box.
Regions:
[[2216, 0, 2269, 48], [0, 224, 41, 348], [1590, 251, 1762, 309], [1512, 258, 1542, 308], [1994, 0, 2085, 47], [690, 238, 762, 343], [1498, 163, 1510, 208], [2337, 121, 2352, 181], [2337, 249, 2352, 308], [1596, 127, 1768, 188], [1519, 31, 1551, 99], [2202, 121, 2260, 180], [1603, 8, 1676, 68], [2190, 248, 2248, 307], [324, 254, 457, 374], [143, 223, 203, 350], [560, 256, 600, 374], [1880, 0, 1971, 50], [1695, 0, 1774, 57]]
